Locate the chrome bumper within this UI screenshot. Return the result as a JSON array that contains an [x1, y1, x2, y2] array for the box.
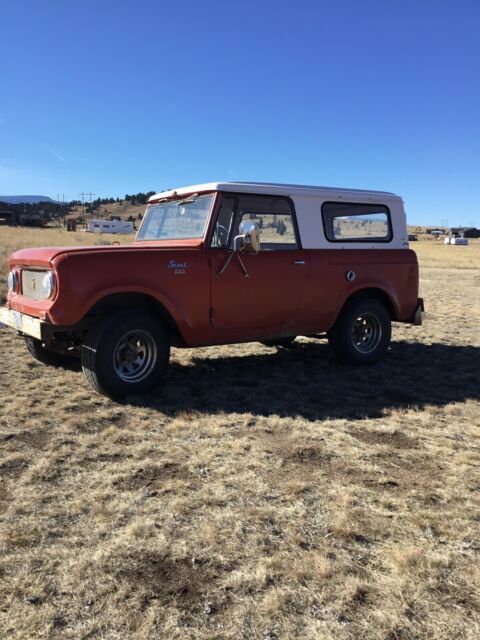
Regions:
[[0, 307, 48, 340]]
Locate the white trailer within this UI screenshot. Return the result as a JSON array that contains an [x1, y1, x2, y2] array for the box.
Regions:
[[444, 236, 469, 245], [87, 219, 134, 234]]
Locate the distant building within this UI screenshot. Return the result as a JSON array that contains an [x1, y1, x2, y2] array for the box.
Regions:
[[451, 227, 480, 238], [463, 228, 480, 239], [0, 201, 17, 225]]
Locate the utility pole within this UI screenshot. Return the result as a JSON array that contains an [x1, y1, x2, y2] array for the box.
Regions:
[[79, 192, 86, 222], [88, 192, 95, 220], [78, 192, 95, 223]]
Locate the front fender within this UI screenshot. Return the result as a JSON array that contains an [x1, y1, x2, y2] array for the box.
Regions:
[[46, 248, 211, 338]]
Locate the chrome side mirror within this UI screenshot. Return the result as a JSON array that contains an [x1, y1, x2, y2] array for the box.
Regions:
[[234, 220, 260, 254]]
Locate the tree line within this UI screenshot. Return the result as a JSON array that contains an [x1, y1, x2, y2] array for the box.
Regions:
[[5, 191, 158, 226]]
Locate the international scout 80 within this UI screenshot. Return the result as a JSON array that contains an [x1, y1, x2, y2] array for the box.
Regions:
[[1, 182, 423, 398]]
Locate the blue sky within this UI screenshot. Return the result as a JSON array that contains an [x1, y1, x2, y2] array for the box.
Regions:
[[0, 0, 479, 226]]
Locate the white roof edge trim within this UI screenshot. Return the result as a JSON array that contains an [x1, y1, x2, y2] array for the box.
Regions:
[[148, 181, 401, 203]]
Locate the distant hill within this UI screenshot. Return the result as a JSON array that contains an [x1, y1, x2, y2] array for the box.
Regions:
[[66, 200, 146, 224], [0, 195, 56, 204]]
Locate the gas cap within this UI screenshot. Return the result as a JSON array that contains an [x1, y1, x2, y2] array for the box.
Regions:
[[346, 270, 356, 282]]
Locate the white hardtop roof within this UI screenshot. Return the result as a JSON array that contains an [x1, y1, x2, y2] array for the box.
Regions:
[[148, 181, 401, 202]]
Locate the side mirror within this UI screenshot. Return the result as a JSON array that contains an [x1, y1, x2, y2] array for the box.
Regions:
[[234, 220, 260, 254]]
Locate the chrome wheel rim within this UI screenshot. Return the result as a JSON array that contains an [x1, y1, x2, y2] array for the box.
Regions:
[[113, 330, 157, 382], [351, 313, 382, 354]]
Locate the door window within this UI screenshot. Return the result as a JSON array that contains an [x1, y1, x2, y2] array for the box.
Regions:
[[211, 193, 300, 250]]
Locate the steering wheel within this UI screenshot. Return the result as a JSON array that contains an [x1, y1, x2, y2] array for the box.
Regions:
[[213, 223, 229, 248]]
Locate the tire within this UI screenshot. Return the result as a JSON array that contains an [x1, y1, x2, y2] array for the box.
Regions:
[[81, 310, 170, 398], [328, 298, 391, 365], [260, 337, 296, 348], [24, 336, 78, 366]]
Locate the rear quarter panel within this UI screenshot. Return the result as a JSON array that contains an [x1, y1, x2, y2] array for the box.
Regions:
[[303, 249, 419, 332]]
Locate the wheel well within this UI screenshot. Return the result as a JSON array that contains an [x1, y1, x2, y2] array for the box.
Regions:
[[86, 293, 184, 345], [340, 288, 396, 320]]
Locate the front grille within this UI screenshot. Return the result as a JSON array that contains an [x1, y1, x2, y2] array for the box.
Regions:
[[21, 270, 48, 301]]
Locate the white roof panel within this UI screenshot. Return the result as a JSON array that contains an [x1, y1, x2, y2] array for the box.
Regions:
[[148, 181, 401, 202]]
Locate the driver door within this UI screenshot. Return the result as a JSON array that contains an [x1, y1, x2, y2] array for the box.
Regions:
[[208, 193, 309, 331]]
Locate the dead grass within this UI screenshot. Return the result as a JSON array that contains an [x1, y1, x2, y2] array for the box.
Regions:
[[413, 237, 480, 270], [0, 230, 479, 638]]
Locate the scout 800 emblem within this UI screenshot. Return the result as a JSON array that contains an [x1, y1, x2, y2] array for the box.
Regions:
[[168, 260, 188, 275]]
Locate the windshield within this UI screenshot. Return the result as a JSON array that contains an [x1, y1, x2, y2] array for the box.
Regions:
[[136, 194, 214, 241]]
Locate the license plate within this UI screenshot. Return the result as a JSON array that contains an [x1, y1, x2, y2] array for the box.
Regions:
[[12, 310, 23, 330]]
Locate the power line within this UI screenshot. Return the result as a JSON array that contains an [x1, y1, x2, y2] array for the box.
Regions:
[[78, 192, 96, 222]]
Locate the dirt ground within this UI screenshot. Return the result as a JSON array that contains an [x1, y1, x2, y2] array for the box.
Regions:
[[0, 228, 479, 639]]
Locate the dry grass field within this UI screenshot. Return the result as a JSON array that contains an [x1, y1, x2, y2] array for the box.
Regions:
[[0, 227, 479, 639]]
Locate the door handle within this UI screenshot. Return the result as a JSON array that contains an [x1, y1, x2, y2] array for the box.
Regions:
[[293, 260, 306, 266]]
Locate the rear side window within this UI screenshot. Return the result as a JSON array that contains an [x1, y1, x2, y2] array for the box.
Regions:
[[322, 202, 392, 242]]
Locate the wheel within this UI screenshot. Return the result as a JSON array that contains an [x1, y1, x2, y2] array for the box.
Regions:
[[81, 310, 170, 398], [24, 336, 78, 366], [328, 298, 391, 365], [260, 337, 296, 348]]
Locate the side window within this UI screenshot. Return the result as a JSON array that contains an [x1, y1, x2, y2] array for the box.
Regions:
[[211, 196, 235, 248], [237, 195, 298, 250], [322, 202, 392, 242]]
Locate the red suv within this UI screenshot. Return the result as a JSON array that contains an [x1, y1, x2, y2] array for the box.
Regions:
[[1, 182, 423, 398]]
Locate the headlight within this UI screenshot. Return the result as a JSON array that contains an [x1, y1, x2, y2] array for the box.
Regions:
[[41, 271, 55, 299], [7, 269, 19, 293]]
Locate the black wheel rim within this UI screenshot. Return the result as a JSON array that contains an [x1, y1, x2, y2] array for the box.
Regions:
[[113, 330, 157, 382]]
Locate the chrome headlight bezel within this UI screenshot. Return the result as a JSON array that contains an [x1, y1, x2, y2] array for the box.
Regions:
[[7, 269, 19, 293], [41, 271, 56, 299]]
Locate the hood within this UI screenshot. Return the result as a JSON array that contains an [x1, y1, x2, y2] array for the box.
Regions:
[[9, 238, 204, 267]]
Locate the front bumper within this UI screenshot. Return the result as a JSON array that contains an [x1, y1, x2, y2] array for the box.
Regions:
[[0, 307, 49, 340]]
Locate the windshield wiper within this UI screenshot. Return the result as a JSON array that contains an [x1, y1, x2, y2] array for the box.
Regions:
[[176, 193, 199, 206]]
